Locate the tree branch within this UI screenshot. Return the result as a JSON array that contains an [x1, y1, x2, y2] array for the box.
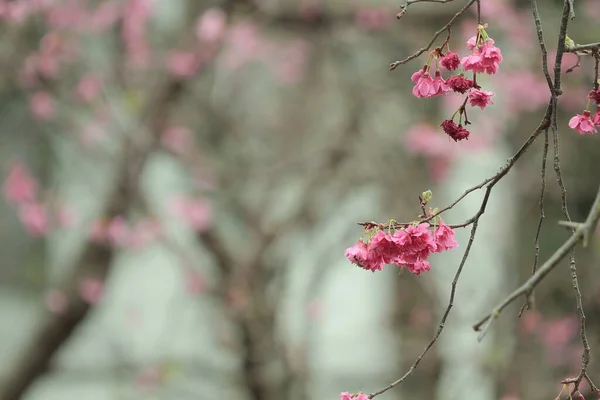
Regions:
[[472, 183, 600, 335]]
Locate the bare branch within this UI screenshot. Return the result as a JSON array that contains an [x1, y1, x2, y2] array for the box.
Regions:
[[473, 183, 600, 334], [390, 0, 478, 70]]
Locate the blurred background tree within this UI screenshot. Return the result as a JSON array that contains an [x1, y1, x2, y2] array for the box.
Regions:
[[0, 0, 599, 400]]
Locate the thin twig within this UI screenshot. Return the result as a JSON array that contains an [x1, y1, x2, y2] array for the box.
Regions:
[[519, 0, 553, 316], [397, 0, 458, 19], [565, 42, 600, 53], [473, 183, 600, 334], [519, 127, 549, 316], [390, 0, 478, 70], [531, 0, 554, 90]]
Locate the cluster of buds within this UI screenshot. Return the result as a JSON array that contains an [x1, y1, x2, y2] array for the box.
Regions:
[[410, 24, 502, 142], [569, 84, 600, 135], [345, 191, 458, 275]]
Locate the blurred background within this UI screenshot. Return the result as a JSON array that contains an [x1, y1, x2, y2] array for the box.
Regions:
[[1, 0, 600, 399]]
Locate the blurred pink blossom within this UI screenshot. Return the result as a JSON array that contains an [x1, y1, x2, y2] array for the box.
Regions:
[[0, 1, 31, 23], [196, 8, 227, 43], [89, 1, 121, 32], [221, 22, 267, 70], [354, 7, 392, 30], [45, 289, 68, 314], [18, 202, 48, 236], [519, 310, 541, 334], [540, 316, 578, 350], [76, 74, 102, 102], [405, 123, 450, 157], [161, 125, 194, 154], [122, 0, 153, 68], [135, 365, 164, 391], [584, 0, 600, 19], [81, 122, 107, 147], [498, 71, 549, 112], [30, 91, 56, 120], [168, 195, 212, 232], [45, 1, 87, 30], [18, 55, 40, 87], [561, 86, 592, 112], [184, 268, 206, 296], [79, 277, 104, 305], [3, 161, 38, 204], [166, 51, 199, 78], [106, 216, 130, 247]]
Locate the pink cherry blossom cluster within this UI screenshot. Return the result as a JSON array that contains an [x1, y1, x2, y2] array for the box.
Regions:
[[345, 220, 457, 275], [410, 24, 502, 142], [2, 160, 76, 236], [568, 87, 600, 135], [340, 392, 370, 400]]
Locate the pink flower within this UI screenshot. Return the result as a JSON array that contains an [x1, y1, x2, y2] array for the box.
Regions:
[[369, 231, 399, 264], [340, 392, 353, 400], [412, 72, 435, 98], [592, 107, 600, 126], [3, 161, 38, 204], [393, 223, 437, 265], [431, 71, 449, 96], [462, 39, 502, 75], [446, 74, 474, 94], [18, 202, 48, 236], [196, 8, 227, 43], [440, 119, 470, 142], [461, 52, 484, 73], [345, 239, 384, 272], [30, 91, 55, 120], [468, 89, 495, 109], [588, 88, 600, 104], [569, 110, 597, 135], [433, 220, 458, 252], [340, 393, 369, 400], [480, 39, 503, 67], [440, 51, 460, 70], [79, 277, 104, 305], [466, 35, 477, 50], [411, 66, 427, 83], [406, 260, 431, 275]]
